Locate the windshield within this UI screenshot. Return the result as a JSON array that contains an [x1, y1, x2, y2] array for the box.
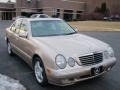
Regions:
[[31, 20, 76, 37]]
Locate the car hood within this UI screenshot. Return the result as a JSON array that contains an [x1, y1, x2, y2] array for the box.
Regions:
[[33, 34, 109, 56]]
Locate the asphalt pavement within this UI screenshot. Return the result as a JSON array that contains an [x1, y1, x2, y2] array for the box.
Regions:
[[0, 21, 120, 90]]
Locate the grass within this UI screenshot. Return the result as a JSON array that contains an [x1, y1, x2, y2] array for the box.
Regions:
[[69, 21, 120, 31]]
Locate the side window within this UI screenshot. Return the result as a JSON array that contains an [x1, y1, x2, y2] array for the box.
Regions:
[[31, 15, 37, 18], [15, 20, 22, 34], [19, 20, 28, 33], [10, 23, 16, 32]]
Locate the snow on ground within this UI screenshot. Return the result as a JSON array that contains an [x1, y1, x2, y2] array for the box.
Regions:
[[0, 74, 26, 90]]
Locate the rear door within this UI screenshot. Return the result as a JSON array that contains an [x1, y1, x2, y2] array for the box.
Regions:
[[8, 19, 22, 53]]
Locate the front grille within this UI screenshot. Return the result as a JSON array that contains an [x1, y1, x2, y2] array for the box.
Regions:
[[79, 53, 103, 66]]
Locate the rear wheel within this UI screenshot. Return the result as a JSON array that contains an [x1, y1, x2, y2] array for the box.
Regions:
[[33, 57, 48, 86], [7, 42, 14, 56]]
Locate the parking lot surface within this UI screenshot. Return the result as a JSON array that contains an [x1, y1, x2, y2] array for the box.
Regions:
[[0, 21, 120, 90]]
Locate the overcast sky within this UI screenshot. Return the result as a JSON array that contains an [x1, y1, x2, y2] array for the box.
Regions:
[[0, 0, 15, 2]]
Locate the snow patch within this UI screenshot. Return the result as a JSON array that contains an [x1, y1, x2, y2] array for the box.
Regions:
[[0, 74, 26, 90]]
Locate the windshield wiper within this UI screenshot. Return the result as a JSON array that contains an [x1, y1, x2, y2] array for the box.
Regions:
[[65, 32, 77, 35], [34, 32, 77, 37]]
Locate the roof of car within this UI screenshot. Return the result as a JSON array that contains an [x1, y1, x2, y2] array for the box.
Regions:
[[31, 14, 48, 15], [29, 18, 62, 21], [18, 18, 62, 21]]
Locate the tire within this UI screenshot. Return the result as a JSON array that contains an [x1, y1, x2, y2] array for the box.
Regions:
[[7, 42, 14, 56], [33, 57, 48, 86]]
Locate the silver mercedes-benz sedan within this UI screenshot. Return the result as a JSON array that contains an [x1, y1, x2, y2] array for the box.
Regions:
[[5, 18, 116, 86]]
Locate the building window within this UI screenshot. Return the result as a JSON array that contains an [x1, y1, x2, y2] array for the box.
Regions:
[[52, 9, 61, 18], [37, 9, 43, 14], [56, 9, 60, 18], [76, 11, 83, 20], [27, 0, 32, 3], [63, 10, 73, 21]]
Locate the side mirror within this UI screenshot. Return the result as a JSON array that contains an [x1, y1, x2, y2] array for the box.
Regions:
[[19, 32, 28, 38]]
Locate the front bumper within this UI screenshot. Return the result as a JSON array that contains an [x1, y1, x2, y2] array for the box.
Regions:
[[47, 58, 116, 86]]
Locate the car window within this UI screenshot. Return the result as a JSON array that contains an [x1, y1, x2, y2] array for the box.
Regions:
[[39, 15, 48, 18], [19, 20, 28, 33], [15, 19, 23, 34], [16, 20, 22, 28], [10, 20, 22, 33], [31, 14, 37, 18], [10, 23, 16, 32]]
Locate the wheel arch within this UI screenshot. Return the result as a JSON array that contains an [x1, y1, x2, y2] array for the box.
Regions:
[[6, 38, 9, 43], [32, 54, 49, 86], [32, 54, 42, 68]]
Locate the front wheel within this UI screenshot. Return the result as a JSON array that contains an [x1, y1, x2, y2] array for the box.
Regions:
[[34, 57, 48, 86]]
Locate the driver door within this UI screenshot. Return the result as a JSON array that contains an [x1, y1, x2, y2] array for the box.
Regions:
[[8, 19, 22, 54]]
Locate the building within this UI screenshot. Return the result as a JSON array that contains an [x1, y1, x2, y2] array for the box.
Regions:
[[0, 2, 15, 20], [15, 0, 86, 20], [0, 0, 120, 20]]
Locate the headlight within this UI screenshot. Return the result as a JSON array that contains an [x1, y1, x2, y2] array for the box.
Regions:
[[104, 46, 114, 59], [68, 57, 75, 67], [55, 54, 67, 69]]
